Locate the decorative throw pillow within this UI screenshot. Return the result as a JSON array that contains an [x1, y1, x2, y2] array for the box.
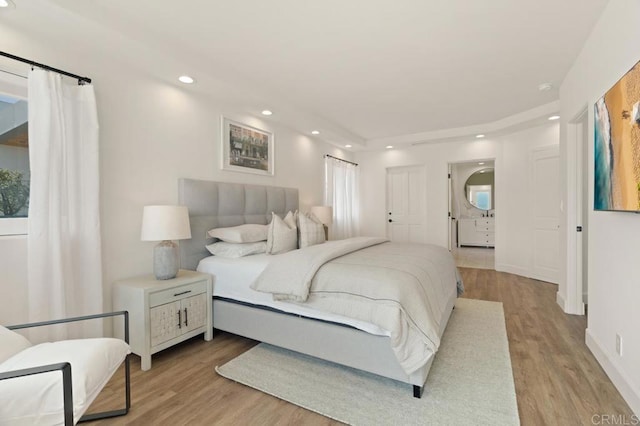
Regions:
[[266, 212, 298, 254], [283, 210, 297, 229], [207, 224, 268, 243], [205, 241, 267, 258], [298, 212, 326, 248]]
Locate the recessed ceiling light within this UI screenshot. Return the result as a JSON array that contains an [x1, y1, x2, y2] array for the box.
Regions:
[[345, 144, 352, 148], [538, 83, 553, 92], [178, 75, 194, 84], [478, 162, 485, 165], [548, 115, 560, 121], [386, 145, 393, 149], [480, 170, 485, 173], [476, 134, 485, 138], [0, 0, 15, 8], [261, 110, 273, 116], [311, 130, 320, 135]]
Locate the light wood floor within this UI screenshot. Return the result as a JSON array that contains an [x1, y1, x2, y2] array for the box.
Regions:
[[86, 268, 633, 425], [451, 246, 495, 269]]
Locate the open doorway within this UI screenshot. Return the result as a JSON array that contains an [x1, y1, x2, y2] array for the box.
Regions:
[[449, 160, 496, 270]]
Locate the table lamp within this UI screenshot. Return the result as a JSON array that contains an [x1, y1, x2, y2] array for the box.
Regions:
[[141, 205, 192, 280], [310, 205, 333, 240]]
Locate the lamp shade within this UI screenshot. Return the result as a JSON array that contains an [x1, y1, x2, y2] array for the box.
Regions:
[[141, 205, 192, 241], [310, 206, 333, 225]]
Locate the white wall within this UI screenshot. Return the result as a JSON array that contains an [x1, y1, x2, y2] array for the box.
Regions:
[[0, 15, 352, 325], [0, 236, 27, 324], [356, 122, 558, 279], [97, 74, 348, 308], [498, 125, 559, 277], [357, 139, 499, 244], [560, 0, 640, 415]]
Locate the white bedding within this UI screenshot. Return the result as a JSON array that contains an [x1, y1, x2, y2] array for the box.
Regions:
[[196, 254, 390, 336], [251, 238, 458, 374]]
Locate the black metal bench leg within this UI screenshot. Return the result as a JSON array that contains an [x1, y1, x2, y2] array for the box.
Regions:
[[79, 354, 131, 423], [413, 385, 424, 398]]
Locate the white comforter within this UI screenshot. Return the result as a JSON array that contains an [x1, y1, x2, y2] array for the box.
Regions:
[[251, 237, 458, 374]]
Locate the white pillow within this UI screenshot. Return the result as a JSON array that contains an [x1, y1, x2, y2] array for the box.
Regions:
[[206, 241, 267, 258], [208, 224, 268, 243], [266, 212, 298, 254], [283, 210, 297, 229], [0, 338, 130, 425], [298, 212, 326, 248], [0, 325, 32, 364]]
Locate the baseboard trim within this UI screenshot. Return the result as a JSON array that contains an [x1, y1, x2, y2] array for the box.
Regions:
[[556, 292, 566, 311], [586, 329, 640, 416]]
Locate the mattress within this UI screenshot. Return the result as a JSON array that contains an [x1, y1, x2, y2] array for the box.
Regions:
[[197, 254, 390, 336]]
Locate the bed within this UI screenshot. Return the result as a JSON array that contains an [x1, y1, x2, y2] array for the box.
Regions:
[[178, 178, 459, 397]]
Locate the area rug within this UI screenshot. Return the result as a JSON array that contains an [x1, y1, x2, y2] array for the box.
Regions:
[[215, 298, 519, 425]]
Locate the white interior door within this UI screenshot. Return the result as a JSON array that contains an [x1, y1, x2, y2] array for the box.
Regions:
[[386, 166, 426, 243], [531, 146, 560, 283]]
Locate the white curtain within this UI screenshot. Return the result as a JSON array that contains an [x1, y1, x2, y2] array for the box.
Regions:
[[324, 156, 360, 239], [27, 69, 102, 342]]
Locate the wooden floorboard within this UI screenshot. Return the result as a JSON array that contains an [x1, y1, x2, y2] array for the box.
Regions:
[[85, 268, 633, 425]]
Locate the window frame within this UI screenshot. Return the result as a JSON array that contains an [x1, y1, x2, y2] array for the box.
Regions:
[[0, 71, 29, 236]]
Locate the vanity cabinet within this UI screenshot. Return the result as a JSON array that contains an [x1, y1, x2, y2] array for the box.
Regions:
[[458, 217, 494, 247]]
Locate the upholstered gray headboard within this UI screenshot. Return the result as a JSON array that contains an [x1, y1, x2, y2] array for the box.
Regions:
[[178, 178, 299, 271]]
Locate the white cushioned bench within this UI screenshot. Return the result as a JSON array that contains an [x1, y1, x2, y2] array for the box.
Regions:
[[0, 312, 131, 426]]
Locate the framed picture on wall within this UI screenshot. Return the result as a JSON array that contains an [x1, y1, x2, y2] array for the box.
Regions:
[[221, 117, 274, 176], [594, 59, 640, 212]]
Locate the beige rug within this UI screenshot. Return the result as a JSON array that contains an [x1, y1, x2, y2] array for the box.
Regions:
[[216, 298, 519, 425]]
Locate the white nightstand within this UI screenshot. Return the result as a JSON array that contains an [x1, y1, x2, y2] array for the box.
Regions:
[[113, 270, 213, 371]]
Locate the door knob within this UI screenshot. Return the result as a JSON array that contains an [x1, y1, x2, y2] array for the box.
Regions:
[[388, 219, 393, 223]]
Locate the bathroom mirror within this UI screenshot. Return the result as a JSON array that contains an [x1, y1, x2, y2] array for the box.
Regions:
[[465, 168, 494, 210]]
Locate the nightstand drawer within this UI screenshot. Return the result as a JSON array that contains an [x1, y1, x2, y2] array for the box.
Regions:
[[149, 281, 207, 307]]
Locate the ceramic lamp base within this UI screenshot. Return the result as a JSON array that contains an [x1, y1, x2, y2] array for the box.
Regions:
[[153, 240, 178, 280]]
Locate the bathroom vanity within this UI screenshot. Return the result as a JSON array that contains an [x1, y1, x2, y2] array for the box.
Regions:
[[458, 217, 495, 247]]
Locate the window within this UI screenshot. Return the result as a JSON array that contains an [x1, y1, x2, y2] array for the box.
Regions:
[[467, 184, 492, 210], [0, 76, 29, 236]]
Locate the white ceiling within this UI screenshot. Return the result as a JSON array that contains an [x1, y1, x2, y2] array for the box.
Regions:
[[2, 0, 608, 149]]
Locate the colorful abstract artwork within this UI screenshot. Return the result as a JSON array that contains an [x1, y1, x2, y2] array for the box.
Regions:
[[594, 60, 640, 211]]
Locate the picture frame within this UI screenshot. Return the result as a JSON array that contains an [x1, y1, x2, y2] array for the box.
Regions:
[[221, 117, 274, 176], [594, 59, 640, 212]]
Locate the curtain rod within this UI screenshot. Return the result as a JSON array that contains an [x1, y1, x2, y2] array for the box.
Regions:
[[325, 154, 358, 166], [0, 51, 92, 85]]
